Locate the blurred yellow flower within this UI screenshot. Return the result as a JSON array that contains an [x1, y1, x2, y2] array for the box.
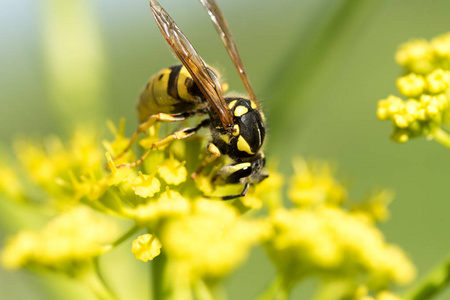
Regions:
[[160, 199, 268, 281], [395, 39, 434, 74], [131, 189, 191, 225], [426, 69, 450, 94], [288, 157, 346, 207], [397, 73, 426, 97], [265, 207, 416, 288], [1, 207, 117, 270], [0, 165, 24, 200]]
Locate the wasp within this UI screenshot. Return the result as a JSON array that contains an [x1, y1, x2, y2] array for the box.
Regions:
[[115, 0, 268, 200]]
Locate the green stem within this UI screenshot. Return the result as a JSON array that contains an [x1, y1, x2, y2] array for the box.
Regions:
[[80, 263, 118, 300], [431, 128, 450, 149], [404, 253, 450, 300], [193, 280, 214, 300], [255, 276, 284, 300], [152, 245, 169, 300], [111, 224, 140, 248]]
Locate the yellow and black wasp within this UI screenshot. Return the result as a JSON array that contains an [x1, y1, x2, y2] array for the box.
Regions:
[[115, 0, 267, 200]]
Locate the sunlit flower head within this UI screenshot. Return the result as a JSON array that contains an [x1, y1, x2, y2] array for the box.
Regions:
[[1, 207, 117, 271], [288, 157, 346, 208], [265, 207, 415, 289], [160, 199, 269, 281]]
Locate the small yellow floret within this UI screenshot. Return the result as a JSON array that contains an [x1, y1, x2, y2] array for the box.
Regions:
[[132, 171, 161, 198], [377, 95, 404, 120], [431, 32, 450, 59], [352, 190, 394, 223], [131, 234, 162, 262], [288, 158, 346, 207], [158, 157, 187, 185], [106, 153, 135, 186], [426, 69, 450, 94], [396, 73, 425, 97], [395, 39, 434, 74], [132, 189, 191, 224]]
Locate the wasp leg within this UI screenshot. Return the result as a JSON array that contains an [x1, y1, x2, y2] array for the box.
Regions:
[[205, 182, 250, 201], [190, 143, 221, 179], [116, 118, 210, 169], [113, 109, 206, 162]]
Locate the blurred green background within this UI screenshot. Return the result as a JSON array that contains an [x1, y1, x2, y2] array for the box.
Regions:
[[2, 0, 450, 299]]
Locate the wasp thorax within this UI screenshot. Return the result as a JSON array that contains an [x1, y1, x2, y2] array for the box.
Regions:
[[210, 98, 265, 161]]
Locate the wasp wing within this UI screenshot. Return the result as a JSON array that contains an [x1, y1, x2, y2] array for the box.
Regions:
[[199, 0, 259, 108], [149, 0, 234, 130]]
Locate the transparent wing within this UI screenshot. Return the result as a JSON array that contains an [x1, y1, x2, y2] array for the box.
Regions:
[[199, 0, 259, 107], [149, 0, 234, 130]]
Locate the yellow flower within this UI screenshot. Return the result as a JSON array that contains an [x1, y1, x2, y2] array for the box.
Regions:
[[288, 158, 346, 207], [352, 190, 394, 223], [132, 189, 191, 224], [160, 199, 268, 281], [265, 207, 416, 288], [131, 234, 162, 262], [418, 93, 448, 120], [132, 171, 161, 198], [377, 93, 447, 142], [158, 156, 187, 185], [431, 32, 450, 61], [395, 39, 435, 74], [102, 119, 135, 165], [396, 73, 426, 97], [0, 166, 24, 200], [1, 207, 117, 270], [1, 231, 38, 269], [426, 69, 450, 94], [376, 291, 402, 300], [245, 170, 284, 211], [105, 152, 135, 186]]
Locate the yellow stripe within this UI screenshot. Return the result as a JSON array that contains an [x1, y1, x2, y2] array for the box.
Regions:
[[220, 134, 230, 144], [177, 66, 196, 101], [228, 100, 237, 110], [234, 105, 249, 117], [232, 124, 240, 137], [237, 136, 254, 154]]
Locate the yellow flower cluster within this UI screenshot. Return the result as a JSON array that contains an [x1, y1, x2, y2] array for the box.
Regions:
[[378, 32, 450, 143], [265, 207, 415, 287], [288, 158, 346, 207], [0, 120, 415, 298], [1, 207, 117, 271], [160, 199, 269, 281], [5, 129, 105, 206], [377, 93, 448, 142], [264, 158, 415, 296], [396, 33, 450, 74]]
